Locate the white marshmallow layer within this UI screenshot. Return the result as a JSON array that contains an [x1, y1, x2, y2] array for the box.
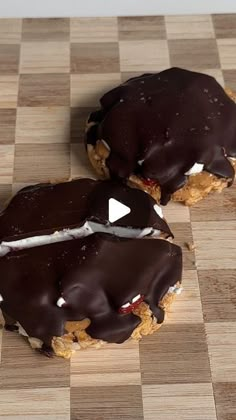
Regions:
[[0, 221, 162, 258]]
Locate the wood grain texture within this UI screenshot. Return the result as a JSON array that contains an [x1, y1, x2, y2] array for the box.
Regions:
[[0, 331, 70, 390], [20, 42, 70, 74], [22, 18, 70, 42], [0, 328, 2, 364], [0, 184, 12, 211], [169, 223, 196, 270], [198, 270, 236, 322], [0, 109, 16, 144], [14, 143, 70, 182], [212, 14, 236, 38], [192, 221, 236, 269], [217, 38, 236, 69], [161, 201, 190, 223], [71, 42, 120, 74], [213, 382, 236, 420], [16, 107, 70, 143], [70, 73, 121, 107], [71, 107, 94, 143], [166, 270, 203, 324], [0, 45, 20, 75], [119, 40, 170, 72], [140, 324, 211, 385], [0, 19, 22, 44], [71, 17, 118, 43], [190, 183, 236, 221], [165, 15, 215, 39], [70, 144, 96, 179], [0, 14, 235, 420], [223, 69, 236, 90], [0, 144, 14, 183], [71, 341, 141, 387], [71, 386, 144, 420], [118, 16, 166, 40], [169, 39, 220, 69], [18, 74, 70, 107], [206, 322, 236, 382], [0, 388, 70, 419], [0, 76, 19, 108], [142, 383, 217, 420]]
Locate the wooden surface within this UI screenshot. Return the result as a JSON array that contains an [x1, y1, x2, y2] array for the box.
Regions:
[[0, 15, 236, 420]]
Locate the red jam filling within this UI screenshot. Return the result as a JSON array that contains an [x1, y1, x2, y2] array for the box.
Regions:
[[142, 178, 158, 187], [118, 295, 145, 314]]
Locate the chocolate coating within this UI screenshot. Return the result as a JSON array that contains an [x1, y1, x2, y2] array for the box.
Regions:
[[86, 67, 236, 204], [0, 234, 182, 345], [0, 178, 172, 243]]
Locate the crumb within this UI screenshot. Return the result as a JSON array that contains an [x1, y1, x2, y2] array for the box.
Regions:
[[185, 242, 196, 251]]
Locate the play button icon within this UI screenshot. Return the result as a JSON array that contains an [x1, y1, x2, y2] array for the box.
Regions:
[[87, 179, 150, 229], [108, 198, 131, 223]]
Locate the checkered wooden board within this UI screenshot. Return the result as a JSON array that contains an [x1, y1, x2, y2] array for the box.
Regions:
[[0, 15, 236, 420]]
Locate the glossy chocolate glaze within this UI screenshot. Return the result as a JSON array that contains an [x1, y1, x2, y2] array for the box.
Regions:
[[86, 67, 236, 204], [0, 178, 172, 242], [0, 234, 182, 345]]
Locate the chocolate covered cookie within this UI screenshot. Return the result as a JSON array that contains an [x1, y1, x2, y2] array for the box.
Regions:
[[0, 179, 182, 358], [86, 67, 236, 205]]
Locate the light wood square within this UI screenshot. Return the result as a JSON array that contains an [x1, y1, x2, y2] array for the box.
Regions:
[[71, 341, 141, 387], [192, 221, 236, 269], [16, 107, 70, 143], [0, 145, 14, 183], [20, 42, 70, 74], [142, 383, 217, 420], [169, 223, 195, 270], [166, 270, 203, 324], [0, 76, 18, 108], [0, 19, 22, 44], [206, 322, 236, 382], [162, 201, 190, 223], [165, 15, 214, 39], [119, 40, 169, 72], [71, 17, 118, 43], [0, 388, 70, 419], [70, 73, 121, 107], [217, 39, 236, 70]]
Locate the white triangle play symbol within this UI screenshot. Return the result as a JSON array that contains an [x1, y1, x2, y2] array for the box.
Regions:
[[108, 198, 131, 223]]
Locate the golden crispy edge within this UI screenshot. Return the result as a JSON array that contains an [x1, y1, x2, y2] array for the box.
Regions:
[[51, 282, 182, 358]]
